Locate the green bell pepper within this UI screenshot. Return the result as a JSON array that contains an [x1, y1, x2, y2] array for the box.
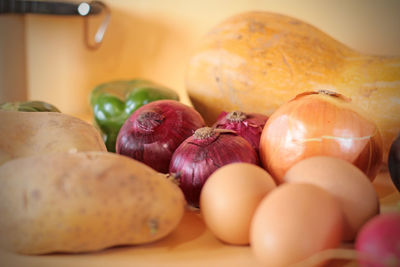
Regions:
[[89, 79, 180, 152], [0, 100, 61, 112]]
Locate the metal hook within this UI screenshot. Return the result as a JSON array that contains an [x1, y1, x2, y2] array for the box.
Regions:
[[80, 1, 111, 50], [0, 0, 110, 50]]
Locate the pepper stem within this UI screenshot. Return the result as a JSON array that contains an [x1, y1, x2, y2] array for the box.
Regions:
[[226, 111, 247, 122], [137, 111, 164, 130]]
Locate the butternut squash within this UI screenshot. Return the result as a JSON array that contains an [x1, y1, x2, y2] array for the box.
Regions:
[[186, 11, 400, 158]]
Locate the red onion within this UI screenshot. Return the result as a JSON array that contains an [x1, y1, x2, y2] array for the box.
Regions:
[[213, 111, 268, 153], [169, 127, 259, 207], [116, 100, 205, 173]]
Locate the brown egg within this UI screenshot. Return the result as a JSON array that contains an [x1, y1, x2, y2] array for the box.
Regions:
[[250, 183, 343, 267], [283, 156, 379, 241], [200, 163, 276, 245]]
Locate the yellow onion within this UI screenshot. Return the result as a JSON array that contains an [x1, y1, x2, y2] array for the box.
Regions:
[[259, 90, 383, 184]]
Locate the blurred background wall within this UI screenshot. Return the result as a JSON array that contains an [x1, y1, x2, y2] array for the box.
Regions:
[[1, 0, 400, 119]]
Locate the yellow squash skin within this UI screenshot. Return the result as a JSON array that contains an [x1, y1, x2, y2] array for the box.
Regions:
[[186, 11, 400, 158]]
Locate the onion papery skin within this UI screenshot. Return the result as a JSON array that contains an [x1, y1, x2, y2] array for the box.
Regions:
[[259, 91, 383, 184], [116, 100, 205, 173], [213, 111, 268, 153], [169, 127, 259, 207]]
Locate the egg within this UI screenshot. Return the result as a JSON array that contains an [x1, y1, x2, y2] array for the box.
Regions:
[[250, 183, 343, 267], [200, 162, 276, 245], [283, 156, 379, 241]]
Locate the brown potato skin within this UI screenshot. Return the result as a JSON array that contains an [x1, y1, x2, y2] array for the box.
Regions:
[[0, 111, 106, 165], [0, 152, 185, 254]]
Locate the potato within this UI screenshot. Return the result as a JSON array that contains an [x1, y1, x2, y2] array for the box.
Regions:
[[0, 111, 106, 165], [0, 151, 186, 254]]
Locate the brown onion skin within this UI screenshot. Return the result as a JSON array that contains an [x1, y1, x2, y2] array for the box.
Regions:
[[169, 127, 259, 207], [213, 111, 268, 153], [259, 90, 383, 184], [116, 100, 205, 173]]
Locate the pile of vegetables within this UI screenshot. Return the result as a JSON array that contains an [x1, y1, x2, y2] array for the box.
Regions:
[[182, 9, 400, 264], [115, 100, 262, 207], [0, 10, 399, 267], [111, 85, 398, 265]]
